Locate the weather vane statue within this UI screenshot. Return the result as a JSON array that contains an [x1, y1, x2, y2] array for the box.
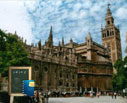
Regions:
[[108, 3, 111, 8]]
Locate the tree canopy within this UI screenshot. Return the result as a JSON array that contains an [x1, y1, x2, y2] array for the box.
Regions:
[[112, 57, 127, 91], [0, 30, 30, 77]]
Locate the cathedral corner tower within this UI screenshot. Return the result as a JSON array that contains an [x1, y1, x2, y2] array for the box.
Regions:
[[101, 4, 122, 67]]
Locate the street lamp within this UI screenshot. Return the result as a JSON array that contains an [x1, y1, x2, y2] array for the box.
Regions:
[[124, 64, 127, 68], [123, 64, 127, 97]]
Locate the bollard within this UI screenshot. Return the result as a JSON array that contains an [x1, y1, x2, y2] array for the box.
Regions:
[[44, 97, 48, 103], [44, 92, 49, 103]]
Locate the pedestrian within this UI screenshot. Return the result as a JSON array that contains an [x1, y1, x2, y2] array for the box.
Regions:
[[111, 92, 113, 99], [98, 92, 101, 98], [90, 92, 93, 98], [44, 92, 49, 103], [39, 92, 44, 103], [114, 92, 117, 99], [33, 91, 39, 103], [97, 92, 99, 98]]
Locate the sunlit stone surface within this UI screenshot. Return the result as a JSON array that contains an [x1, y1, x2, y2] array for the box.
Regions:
[[48, 96, 127, 103]]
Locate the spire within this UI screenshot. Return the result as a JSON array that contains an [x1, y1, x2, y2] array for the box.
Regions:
[[14, 31, 18, 38], [38, 40, 41, 50], [105, 4, 114, 26], [47, 26, 53, 47], [70, 38, 73, 43], [106, 4, 112, 17], [49, 25, 52, 39], [58, 41, 61, 47], [86, 32, 93, 46], [87, 32, 92, 40], [62, 37, 64, 46], [48, 26, 53, 42]]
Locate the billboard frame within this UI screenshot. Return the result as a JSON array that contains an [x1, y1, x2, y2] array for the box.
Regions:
[[9, 67, 32, 96]]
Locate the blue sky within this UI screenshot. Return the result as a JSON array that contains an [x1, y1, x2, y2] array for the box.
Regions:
[[0, 0, 127, 57]]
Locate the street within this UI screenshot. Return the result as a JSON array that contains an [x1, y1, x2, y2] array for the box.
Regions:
[[48, 96, 127, 103]]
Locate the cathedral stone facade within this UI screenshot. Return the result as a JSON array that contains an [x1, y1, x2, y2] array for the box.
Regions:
[[28, 26, 78, 92], [27, 5, 122, 93]]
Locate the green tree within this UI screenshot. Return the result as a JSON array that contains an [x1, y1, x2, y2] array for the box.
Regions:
[[112, 57, 127, 91], [0, 30, 30, 77], [0, 29, 7, 51]]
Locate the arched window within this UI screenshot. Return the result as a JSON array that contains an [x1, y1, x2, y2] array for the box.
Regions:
[[67, 74, 69, 79], [107, 21, 110, 24], [110, 31, 112, 36], [103, 34, 104, 38], [72, 75, 75, 79], [35, 65, 39, 72], [73, 83, 75, 87], [60, 72, 62, 78], [104, 33, 106, 37], [59, 81, 62, 86], [44, 67, 48, 72], [65, 56, 69, 62], [107, 31, 109, 36], [66, 83, 69, 87], [112, 31, 114, 35]]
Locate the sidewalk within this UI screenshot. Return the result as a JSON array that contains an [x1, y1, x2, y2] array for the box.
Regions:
[[48, 96, 127, 103]]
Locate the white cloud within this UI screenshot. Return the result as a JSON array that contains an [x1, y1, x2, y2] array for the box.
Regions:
[[24, 0, 37, 11], [55, 0, 62, 7], [0, 1, 33, 44], [83, 0, 92, 8], [115, 7, 127, 19], [78, 10, 87, 19], [91, 4, 101, 13], [0, 0, 126, 57], [74, 3, 82, 12]]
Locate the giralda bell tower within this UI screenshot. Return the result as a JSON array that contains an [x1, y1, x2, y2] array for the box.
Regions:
[[101, 4, 122, 70]]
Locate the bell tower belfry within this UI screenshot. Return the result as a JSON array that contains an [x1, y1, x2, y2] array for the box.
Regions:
[[105, 4, 114, 27], [101, 4, 122, 67]]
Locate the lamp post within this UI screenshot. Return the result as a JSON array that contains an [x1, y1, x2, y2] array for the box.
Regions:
[[91, 68, 93, 93], [123, 64, 127, 97]]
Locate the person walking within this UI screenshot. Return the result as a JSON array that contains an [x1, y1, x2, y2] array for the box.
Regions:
[[44, 92, 49, 103], [33, 91, 40, 103], [111, 92, 113, 99], [114, 92, 117, 99], [97, 92, 100, 98]]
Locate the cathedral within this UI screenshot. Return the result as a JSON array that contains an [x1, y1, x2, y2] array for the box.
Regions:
[[27, 5, 122, 93]]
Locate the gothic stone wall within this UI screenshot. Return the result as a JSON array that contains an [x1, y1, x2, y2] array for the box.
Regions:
[[78, 61, 113, 91], [31, 59, 78, 92]]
